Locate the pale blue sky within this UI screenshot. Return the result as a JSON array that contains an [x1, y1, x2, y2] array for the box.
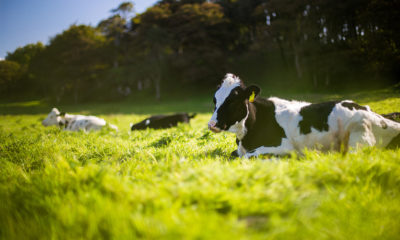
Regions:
[[0, 0, 158, 59]]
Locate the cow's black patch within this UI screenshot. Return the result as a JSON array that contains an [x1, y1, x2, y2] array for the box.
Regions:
[[387, 133, 400, 149], [341, 102, 368, 111], [131, 113, 196, 130], [299, 101, 338, 134], [241, 99, 286, 151], [230, 150, 239, 158], [85, 123, 94, 131]]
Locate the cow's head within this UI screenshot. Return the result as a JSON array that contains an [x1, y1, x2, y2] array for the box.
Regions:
[[208, 73, 260, 133], [42, 108, 64, 126]]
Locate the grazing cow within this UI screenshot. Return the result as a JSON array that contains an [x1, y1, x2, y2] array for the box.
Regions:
[[208, 73, 400, 158], [42, 108, 118, 132], [131, 113, 196, 130]]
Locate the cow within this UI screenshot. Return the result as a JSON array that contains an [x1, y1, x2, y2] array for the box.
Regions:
[[208, 73, 400, 158], [131, 113, 196, 130], [42, 108, 118, 132]]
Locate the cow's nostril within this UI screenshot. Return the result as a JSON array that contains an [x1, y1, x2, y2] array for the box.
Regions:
[[208, 121, 216, 128]]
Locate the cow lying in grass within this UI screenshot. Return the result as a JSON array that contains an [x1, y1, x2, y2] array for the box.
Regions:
[[131, 113, 196, 130], [208, 73, 400, 158], [42, 108, 118, 132]]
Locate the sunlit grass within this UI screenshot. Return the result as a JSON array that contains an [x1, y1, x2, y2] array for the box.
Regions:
[[0, 100, 43, 107], [1, 90, 400, 239]]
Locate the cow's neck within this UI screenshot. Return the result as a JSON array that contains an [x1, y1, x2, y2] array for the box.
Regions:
[[58, 116, 72, 129], [245, 102, 256, 129], [228, 102, 253, 140]]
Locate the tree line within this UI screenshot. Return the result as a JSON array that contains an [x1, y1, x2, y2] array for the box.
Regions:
[[1, 0, 399, 102]]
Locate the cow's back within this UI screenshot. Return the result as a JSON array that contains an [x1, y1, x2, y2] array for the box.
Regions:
[[330, 102, 400, 148], [66, 115, 106, 131], [269, 98, 339, 151], [277, 100, 400, 150], [149, 114, 190, 129]]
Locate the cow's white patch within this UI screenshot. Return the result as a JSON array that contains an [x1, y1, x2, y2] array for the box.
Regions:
[[228, 104, 249, 140], [145, 119, 151, 126]]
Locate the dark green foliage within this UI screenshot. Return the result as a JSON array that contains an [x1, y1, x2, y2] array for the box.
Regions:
[[31, 25, 108, 103], [0, 61, 21, 93], [2, 43, 44, 96], [1, 0, 399, 102]]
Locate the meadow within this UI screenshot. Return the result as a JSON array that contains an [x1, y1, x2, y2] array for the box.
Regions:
[[1, 88, 400, 239]]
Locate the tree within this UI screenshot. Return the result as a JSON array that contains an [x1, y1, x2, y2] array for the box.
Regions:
[[111, 1, 134, 20], [356, 0, 400, 83], [0, 60, 21, 93], [130, 4, 173, 100], [5, 42, 45, 68], [130, 1, 231, 94], [33, 25, 107, 102], [3, 42, 45, 95], [98, 2, 135, 68]]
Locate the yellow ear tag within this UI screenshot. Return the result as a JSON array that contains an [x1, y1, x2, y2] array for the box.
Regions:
[[249, 91, 255, 103]]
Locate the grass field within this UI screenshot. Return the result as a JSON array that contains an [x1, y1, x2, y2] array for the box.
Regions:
[[1, 88, 400, 239]]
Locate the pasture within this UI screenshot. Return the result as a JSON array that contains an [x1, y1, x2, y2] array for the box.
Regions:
[[1, 89, 400, 239]]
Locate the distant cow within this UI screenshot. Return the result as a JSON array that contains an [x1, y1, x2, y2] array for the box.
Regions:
[[131, 113, 196, 130], [208, 73, 400, 158], [42, 108, 118, 132], [382, 112, 400, 122]]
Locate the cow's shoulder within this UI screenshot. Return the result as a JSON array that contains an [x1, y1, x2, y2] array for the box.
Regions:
[[265, 97, 310, 130], [242, 98, 286, 151], [268, 97, 310, 111]]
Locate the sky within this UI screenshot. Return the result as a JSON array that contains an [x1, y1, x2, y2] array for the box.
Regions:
[[0, 0, 158, 59]]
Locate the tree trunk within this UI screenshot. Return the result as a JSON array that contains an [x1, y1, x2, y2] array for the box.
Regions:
[[277, 38, 288, 68], [292, 43, 303, 79], [74, 79, 80, 103], [325, 74, 330, 86], [313, 74, 318, 88], [137, 80, 143, 91], [154, 76, 161, 101], [74, 89, 79, 104]]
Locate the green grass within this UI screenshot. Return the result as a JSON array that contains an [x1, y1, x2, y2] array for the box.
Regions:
[[1, 88, 400, 239]]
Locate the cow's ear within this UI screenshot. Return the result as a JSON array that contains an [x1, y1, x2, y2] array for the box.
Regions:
[[244, 85, 261, 102]]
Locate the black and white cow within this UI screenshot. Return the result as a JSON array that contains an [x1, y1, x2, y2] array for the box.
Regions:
[[208, 73, 400, 158], [42, 108, 118, 132], [131, 113, 196, 130]]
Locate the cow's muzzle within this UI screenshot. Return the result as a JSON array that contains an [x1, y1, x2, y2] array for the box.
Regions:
[[208, 121, 221, 133]]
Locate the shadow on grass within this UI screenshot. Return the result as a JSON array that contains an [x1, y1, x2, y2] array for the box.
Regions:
[[193, 148, 232, 159], [1, 87, 398, 115], [0, 97, 213, 115]]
